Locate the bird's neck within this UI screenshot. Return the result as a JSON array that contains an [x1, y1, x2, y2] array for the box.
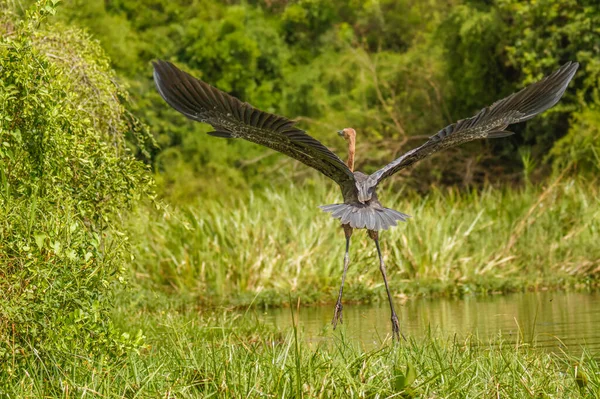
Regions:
[[346, 136, 355, 172]]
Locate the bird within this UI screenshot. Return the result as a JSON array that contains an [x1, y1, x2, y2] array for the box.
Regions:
[[153, 60, 578, 340]]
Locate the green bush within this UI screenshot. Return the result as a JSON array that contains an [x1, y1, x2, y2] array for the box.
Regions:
[[440, 0, 599, 171], [0, 1, 152, 367], [550, 106, 600, 174]]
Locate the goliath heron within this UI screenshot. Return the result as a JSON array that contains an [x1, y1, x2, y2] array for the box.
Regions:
[[153, 60, 578, 340]]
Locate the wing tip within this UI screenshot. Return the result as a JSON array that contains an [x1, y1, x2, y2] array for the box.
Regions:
[[152, 59, 170, 76], [562, 60, 579, 73], [556, 60, 579, 84]]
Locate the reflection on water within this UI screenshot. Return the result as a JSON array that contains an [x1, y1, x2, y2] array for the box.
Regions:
[[260, 291, 600, 353]]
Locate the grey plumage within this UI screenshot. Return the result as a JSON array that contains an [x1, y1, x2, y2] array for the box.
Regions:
[[320, 204, 409, 230], [320, 171, 409, 230]]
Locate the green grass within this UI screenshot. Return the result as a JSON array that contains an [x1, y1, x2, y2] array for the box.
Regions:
[[4, 302, 600, 398], [128, 176, 600, 307], [4, 178, 600, 398]]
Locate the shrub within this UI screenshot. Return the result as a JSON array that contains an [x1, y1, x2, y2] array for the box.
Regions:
[[550, 106, 600, 175], [0, 0, 152, 368]]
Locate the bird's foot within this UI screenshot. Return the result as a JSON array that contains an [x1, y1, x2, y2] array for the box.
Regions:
[[391, 313, 406, 342], [332, 302, 343, 329]]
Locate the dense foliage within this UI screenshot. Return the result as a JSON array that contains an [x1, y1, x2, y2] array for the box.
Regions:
[[45, 0, 600, 200], [0, 1, 151, 367]]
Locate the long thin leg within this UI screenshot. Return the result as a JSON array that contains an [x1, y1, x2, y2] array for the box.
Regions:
[[332, 224, 353, 329], [369, 230, 403, 341]]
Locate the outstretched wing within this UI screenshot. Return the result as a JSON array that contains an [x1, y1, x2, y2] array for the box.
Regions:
[[366, 62, 579, 188], [153, 60, 357, 197]]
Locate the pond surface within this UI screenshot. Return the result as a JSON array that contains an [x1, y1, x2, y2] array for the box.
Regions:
[[261, 291, 600, 354]]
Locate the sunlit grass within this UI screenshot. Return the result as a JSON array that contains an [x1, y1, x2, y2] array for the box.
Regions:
[[128, 176, 600, 307], [5, 304, 599, 398]]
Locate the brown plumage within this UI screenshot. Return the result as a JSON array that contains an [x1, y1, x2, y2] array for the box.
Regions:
[[153, 60, 578, 340]]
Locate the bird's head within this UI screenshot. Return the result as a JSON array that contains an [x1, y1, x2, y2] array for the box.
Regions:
[[337, 128, 356, 142]]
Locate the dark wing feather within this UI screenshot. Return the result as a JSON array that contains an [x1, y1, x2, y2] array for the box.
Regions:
[[153, 60, 357, 198], [366, 62, 579, 188]]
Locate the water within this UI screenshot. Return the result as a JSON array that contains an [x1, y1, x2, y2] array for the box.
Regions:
[[261, 291, 600, 353]]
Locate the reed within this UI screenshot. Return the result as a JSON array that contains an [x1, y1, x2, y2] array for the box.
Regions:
[[128, 176, 600, 307]]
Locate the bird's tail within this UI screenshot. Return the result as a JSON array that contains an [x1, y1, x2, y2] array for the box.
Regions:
[[319, 203, 410, 231]]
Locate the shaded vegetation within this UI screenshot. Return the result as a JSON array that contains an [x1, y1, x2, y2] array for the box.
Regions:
[[47, 0, 600, 199]]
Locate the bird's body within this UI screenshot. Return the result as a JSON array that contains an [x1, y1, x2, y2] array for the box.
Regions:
[[153, 60, 578, 340], [321, 171, 409, 232]]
